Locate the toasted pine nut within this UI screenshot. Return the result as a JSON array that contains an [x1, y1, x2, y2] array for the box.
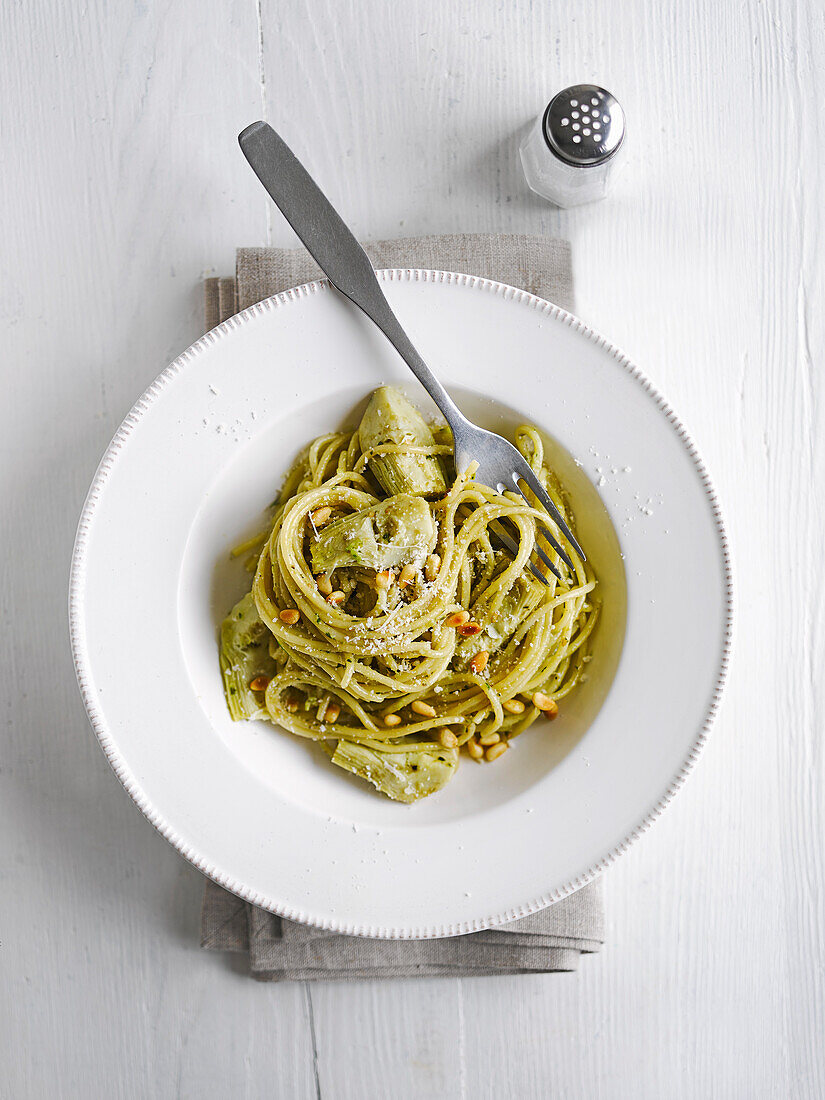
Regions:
[[467, 738, 484, 760], [285, 696, 299, 713], [458, 621, 482, 637], [425, 554, 441, 582], [479, 731, 500, 746], [310, 506, 332, 527], [325, 701, 341, 723], [444, 610, 470, 629], [383, 713, 402, 727], [438, 728, 458, 749], [316, 572, 333, 596], [249, 676, 270, 692], [411, 700, 436, 718], [470, 650, 489, 675], [502, 698, 526, 715], [399, 563, 417, 587], [532, 692, 559, 717], [485, 742, 509, 762], [375, 569, 392, 590], [279, 608, 300, 625], [327, 590, 346, 606]]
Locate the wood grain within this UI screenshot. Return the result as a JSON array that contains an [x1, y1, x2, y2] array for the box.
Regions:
[[2, 0, 823, 1096]]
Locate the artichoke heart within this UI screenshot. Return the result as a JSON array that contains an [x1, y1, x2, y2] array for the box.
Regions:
[[458, 576, 545, 664], [310, 494, 436, 574], [358, 386, 447, 498], [219, 591, 278, 721], [331, 740, 458, 802]]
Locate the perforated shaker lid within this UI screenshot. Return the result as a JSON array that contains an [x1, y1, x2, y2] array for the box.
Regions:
[[543, 84, 625, 167]]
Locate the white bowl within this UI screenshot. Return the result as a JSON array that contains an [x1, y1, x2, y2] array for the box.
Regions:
[[70, 271, 732, 937]]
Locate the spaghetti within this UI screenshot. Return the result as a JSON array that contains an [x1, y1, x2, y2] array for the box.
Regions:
[[220, 387, 598, 802]]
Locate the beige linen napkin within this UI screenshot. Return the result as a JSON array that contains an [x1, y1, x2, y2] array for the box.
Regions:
[[200, 234, 603, 980]]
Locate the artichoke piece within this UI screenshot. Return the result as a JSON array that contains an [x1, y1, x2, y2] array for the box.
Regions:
[[359, 386, 447, 498], [220, 591, 278, 721], [458, 576, 544, 663], [310, 494, 436, 574], [331, 740, 458, 803]]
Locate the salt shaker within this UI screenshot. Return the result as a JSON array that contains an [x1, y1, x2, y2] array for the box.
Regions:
[[520, 84, 626, 208]]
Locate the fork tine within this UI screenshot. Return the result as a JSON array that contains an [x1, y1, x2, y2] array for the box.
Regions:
[[530, 530, 568, 578], [489, 523, 557, 585], [513, 466, 586, 563], [499, 520, 567, 579], [513, 484, 577, 573], [536, 519, 577, 574]]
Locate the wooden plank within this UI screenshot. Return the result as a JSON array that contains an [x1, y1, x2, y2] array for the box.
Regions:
[[258, 1, 824, 1096], [0, 1, 314, 1097], [309, 980, 463, 1099]]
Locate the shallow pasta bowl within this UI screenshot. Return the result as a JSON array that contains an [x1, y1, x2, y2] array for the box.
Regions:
[[70, 270, 732, 938]]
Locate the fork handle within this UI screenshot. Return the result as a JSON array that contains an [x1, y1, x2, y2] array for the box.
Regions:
[[238, 122, 467, 432]]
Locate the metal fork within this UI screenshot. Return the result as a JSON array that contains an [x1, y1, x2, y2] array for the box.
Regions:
[[238, 122, 585, 583]]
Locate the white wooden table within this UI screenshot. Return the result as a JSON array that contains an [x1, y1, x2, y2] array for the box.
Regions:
[[3, 1, 823, 1096]]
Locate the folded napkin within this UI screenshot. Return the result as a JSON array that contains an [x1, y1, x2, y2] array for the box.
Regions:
[[200, 233, 603, 980]]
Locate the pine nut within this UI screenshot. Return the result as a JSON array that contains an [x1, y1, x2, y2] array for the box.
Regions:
[[310, 507, 332, 527], [285, 696, 299, 713], [444, 610, 470, 629], [467, 738, 484, 760], [325, 701, 341, 723], [399, 563, 417, 587], [383, 713, 402, 727], [327, 591, 346, 606], [249, 676, 270, 692], [316, 572, 333, 596], [502, 698, 525, 715], [279, 609, 300, 625], [479, 731, 500, 746], [532, 692, 559, 717], [485, 742, 509, 762], [411, 700, 436, 718], [470, 650, 489, 674], [458, 621, 482, 637], [375, 569, 392, 590], [438, 728, 458, 749], [425, 554, 441, 582]]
